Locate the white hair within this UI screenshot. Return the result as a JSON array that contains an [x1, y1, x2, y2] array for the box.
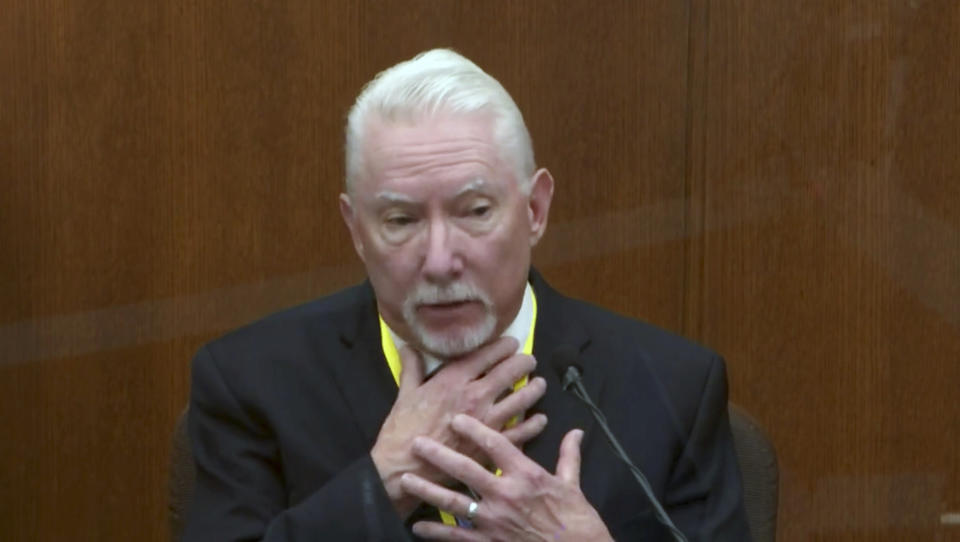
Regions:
[[345, 49, 535, 193]]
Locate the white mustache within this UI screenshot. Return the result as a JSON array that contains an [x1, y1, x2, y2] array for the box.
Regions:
[[407, 282, 491, 306]]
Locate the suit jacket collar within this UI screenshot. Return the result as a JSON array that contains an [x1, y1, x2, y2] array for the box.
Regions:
[[525, 269, 603, 470], [326, 270, 604, 470], [325, 280, 398, 447]]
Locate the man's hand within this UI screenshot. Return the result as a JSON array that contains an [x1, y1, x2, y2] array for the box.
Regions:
[[371, 337, 549, 518], [399, 414, 613, 542]]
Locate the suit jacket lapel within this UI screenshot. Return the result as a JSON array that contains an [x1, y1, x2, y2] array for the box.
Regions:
[[316, 281, 398, 447], [525, 271, 605, 471]]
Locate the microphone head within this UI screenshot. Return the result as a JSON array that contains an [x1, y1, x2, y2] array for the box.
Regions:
[[549, 346, 583, 384]]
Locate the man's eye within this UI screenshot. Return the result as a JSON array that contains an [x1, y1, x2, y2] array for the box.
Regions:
[[385, 215, 415, 227], [469, 205, 491, 218]]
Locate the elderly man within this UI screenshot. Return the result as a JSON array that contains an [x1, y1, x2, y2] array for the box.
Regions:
[[184, 49, 750, 541]]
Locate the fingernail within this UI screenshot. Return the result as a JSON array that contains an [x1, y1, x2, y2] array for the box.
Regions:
[[576, 429, 585, 445]]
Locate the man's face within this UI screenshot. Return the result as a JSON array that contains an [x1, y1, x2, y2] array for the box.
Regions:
[[340, 113, 553, 358]]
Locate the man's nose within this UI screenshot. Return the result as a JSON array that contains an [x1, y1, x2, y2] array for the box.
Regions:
[[421, 219, 463, 282]]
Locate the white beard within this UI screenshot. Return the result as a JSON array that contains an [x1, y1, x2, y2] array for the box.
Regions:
[[402, 281, 497, 358]]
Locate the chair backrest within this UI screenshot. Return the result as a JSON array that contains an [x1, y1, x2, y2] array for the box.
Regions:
[[728, 403, 779, 542], [168, 408, 194, 542], [168, 404, 779, 541]]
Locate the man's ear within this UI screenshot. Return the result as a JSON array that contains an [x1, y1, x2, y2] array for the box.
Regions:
[[339, 193, 366, 262], [526, 168, 554, 247]]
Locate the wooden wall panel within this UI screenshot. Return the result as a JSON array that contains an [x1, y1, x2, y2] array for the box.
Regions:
[[0, 1, 691, 540], [691, 1, 960, 540], [5, 0, 958, 540]]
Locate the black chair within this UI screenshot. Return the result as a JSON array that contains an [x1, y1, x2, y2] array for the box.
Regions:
[[168, 407, 195, 542], [728, 403, 779, 542]]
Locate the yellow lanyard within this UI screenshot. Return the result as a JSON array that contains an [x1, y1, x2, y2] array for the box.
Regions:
[[378, 289, 537, 526]]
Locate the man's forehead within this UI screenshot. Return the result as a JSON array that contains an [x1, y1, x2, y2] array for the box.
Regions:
[[351, 112, 517, 201], [365, 110, 494, 144], [368, 108, 496, 132], [371, 177, 494, 204]]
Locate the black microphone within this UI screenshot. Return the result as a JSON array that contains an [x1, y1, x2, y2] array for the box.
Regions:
[[550, 347, 688, 542]]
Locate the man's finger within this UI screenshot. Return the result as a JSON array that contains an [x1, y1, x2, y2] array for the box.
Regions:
[[555, 428, 584, 485], [449, 414, 527, 474], [451, 336, 519, 379], [400, 473, 475, 521], [412, 521, 485, 541], [397, 344, 424, 393], [501, 413, 547, 446], [480, 353, 536, 400], [412, 434, 499, 493], [488, 376, 546, 428]]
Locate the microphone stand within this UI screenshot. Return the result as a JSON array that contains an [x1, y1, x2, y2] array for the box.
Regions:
[[562, 366, 688, 542]]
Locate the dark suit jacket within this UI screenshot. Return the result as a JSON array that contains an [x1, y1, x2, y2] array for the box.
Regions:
[[183, 271, 750, 541]]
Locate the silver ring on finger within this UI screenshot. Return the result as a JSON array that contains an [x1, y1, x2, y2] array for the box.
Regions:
[[466, 500, 480, 521]]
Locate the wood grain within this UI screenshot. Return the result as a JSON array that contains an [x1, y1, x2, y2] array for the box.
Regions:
[[0, 1, 690, 540], [1, 1, 958, 540], [691, 1, 960, 539]]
